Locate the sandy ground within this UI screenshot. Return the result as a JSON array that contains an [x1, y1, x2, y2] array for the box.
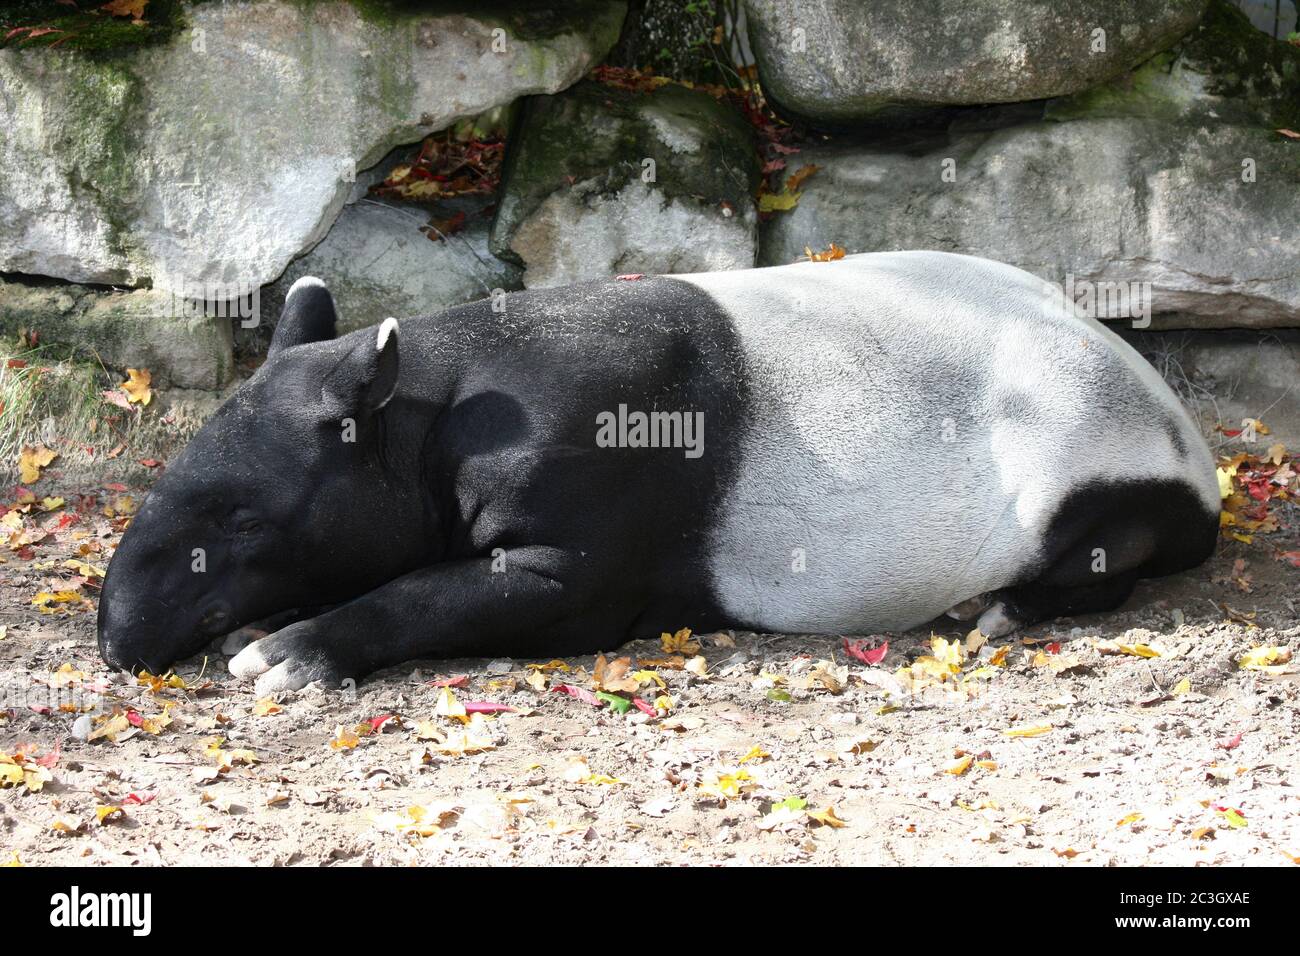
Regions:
[[1, 461, 1297, 869]]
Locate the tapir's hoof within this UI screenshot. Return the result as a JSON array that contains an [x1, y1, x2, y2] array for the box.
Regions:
[[228, 622, 349, 695], [975, 602, 1020, 638]]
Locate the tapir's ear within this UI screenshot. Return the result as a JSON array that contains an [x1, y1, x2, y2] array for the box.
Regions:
[[324, 317, 400, 416], [269, 276, 337, 357]]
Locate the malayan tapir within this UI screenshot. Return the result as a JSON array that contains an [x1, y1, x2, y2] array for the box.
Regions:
[[96, 251, 1221, 693]]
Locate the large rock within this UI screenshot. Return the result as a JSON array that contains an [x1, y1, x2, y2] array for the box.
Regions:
[[491, 80, 761, 287], [265, 198, 523, 335], [744, 0, 1208, 124], [760, 5, 1300, 329], [0, 277, 233, 390], [1129, 328, 1300, 447], [0, 0, 626, 294]]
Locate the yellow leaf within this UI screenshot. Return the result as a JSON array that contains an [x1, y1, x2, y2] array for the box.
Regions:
[[525, 669, 547, 691], [1216, 807, 1248, 829], [804, 242, 846, 263], [631, 669, 665, 689], [989, 646, 1009, 666], [807, 806, 847, 828], [945, 755, 974, 775], [653, 694, 674, 711], [1117, 812, 1143, 828], [18, 445, 57, 484], [122, 368, 152, 405], [684, 655, 709, 678], [526, 659, 570, 672], [1005, 723, 1053, 738], [975, 759, 998, 771], [95, 806, 124, 825], [1216, 467, 1235, 499], [738, 745, 770, 764], [758, 189, 801, 213], [1238, 646, 1293, 673], [329, 726, 360, 750], [1173, 677, 1191, 695], [434, 685, 468, 722]]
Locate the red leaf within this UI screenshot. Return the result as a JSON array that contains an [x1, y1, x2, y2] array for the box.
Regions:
[[6, 359, 27, 369], [1276, 551, 1300, 568], [35, 741, 61, 768], [124, 791, 156, 805], [102, 482, 129, 492], [551, 684, 603, 707], [1217, 732, 1243, 751], [368, 713, 398, 732], [631, 697, 657, 716], [464, 701, 515, 714], [843, 637, 888, 666], [138, 458, 162, 468], [428, 674, 469, 688], [1045, 642, 1062, 655], [125, 710, 144, 727], [616, 274, 645, 281]]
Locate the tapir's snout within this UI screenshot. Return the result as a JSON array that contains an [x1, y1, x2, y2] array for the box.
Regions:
[[97, 565, 227, 675]]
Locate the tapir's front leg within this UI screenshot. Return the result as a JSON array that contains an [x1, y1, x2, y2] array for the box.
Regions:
[[229, 547, 590, 694]]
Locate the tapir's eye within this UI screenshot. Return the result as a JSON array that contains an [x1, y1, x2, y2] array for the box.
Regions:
[[235, 518, 261, 535]]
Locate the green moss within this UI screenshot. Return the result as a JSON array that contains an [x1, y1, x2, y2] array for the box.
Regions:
[[1047, 0, 1300, 129], [0, 1, 196, 52], [1182, 0, 1300, 128]]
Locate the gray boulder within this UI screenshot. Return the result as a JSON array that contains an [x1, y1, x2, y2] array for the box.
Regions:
[[0, 0, 625, 295], [760, 5, 1300, 329], [744, 0, 1208, 124], [491, 80, 761, 287], [265, 199, 522, 335]]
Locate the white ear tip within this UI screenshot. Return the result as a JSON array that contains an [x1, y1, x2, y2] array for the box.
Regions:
[[287, 275, 327, 299], [376, 317, 399, 350]]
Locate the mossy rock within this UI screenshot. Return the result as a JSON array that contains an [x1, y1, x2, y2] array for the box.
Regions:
[[1047, 0, 1300, 129], [490, 79, 761, 267], [0, 275, 234, 389]]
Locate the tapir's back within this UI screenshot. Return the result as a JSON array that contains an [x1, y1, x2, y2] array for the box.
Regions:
[[674, 251, 1218, 633]]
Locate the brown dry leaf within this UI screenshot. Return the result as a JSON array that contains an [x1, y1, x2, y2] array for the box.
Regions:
[[18, 445, 58, 484], [785, 164, 820, 192], [1277, 128, 1300, 139], [806, 805, 847, 828], [804, 242, 846, 263], [252, 697, 282, 717], [101, 0, 149, 18], [661, 628, 700, 656], [121, 368, 153, 406], [593, 654, 639, 693]]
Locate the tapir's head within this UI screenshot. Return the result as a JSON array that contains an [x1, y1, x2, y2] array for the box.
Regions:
[[97, 278, 412, 674]]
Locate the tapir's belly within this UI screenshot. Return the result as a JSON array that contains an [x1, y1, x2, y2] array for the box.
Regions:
[[675, 252, 1216, 634]]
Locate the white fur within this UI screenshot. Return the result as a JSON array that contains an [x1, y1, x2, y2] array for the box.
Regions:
[[377, 316, 399, 350], [677, 251, 1217, 634], [286, 275, 327, 300]]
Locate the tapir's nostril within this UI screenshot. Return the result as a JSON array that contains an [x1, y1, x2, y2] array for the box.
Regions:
[[199, 605, 232, 632]]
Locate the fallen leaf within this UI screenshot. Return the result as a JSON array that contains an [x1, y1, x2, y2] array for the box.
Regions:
[[121, 368, 152, 406], [807, 805, 847, 828], [1004, 724, 1053, 738], [18, 445, 57, 484], [945, 755, 974, 776]]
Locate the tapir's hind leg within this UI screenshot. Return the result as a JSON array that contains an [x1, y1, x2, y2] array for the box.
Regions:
[[975, 479, 1217, 638]]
